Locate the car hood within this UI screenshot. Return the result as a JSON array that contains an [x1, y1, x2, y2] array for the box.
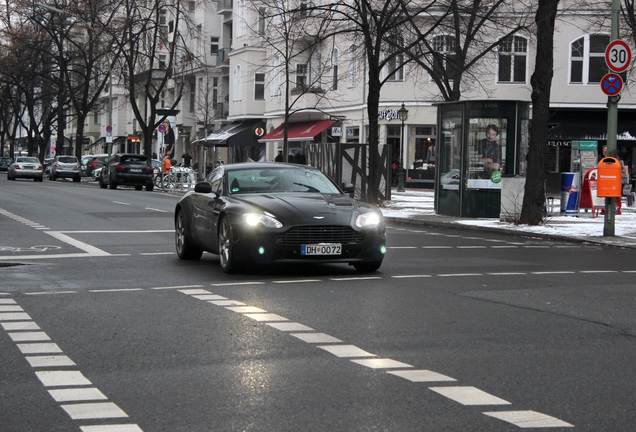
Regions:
[[230, 193, 378, 226]]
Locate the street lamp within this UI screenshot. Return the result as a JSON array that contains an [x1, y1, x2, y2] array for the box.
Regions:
[[397, 103, 409, 192]]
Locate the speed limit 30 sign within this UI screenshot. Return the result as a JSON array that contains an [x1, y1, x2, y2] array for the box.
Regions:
[[605, 40, 632, 73]]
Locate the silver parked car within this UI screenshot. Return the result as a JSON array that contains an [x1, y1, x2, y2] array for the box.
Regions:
[[50, 155, 81, 182], [7, 156, 43, 181]]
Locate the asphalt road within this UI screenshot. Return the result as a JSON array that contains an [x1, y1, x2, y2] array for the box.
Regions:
[[1, 176, 635, 432]]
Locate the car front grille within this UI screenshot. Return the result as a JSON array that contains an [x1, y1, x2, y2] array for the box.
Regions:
[[276, 226, 364, 245]]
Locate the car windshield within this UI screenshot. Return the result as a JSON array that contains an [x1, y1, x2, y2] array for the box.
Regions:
[[121, 155, 148, 163], [227, 167, 341, 195], [58, 156, 77, 163], [17, 157, 39, 163]]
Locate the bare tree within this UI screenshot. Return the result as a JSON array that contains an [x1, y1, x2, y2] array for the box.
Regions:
[[519, 0, 560, 225]]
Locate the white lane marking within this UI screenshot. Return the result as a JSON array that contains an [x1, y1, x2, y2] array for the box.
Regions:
[[89, 289, 144, 293], [438, 273, 483, 277], [317, 345, 375, 358], [0, 299, 17, 304], [273, 279, 321, 284], [17, 343, 63, 354], [211, 281, 266, 286], [429, 386, 511, 406], [0, 313, 32, 321], [8, 331, 51, 342], [391, 274, 432, 279], [80, 425, 144, 432], [145, 207, 169, 213], [266, 322, 314, 332], [209, 300, 245, 306], [139, 252, 173, 256], [421, 246, 453, 249], [388, 246, 418, 249], [178, 289, 211, 295], [329, 276, 382, 281], [351, 358, 412, 369], [26, 355, 76, 368], [531, 271, 576, 275], [61, 402, 128, 420], [487, 272, 527, 276], [457, 246, 487, 249], [226, 306, 267, 313], [150, 285, 204, 290], [580, 270, 618, 274], [2, 321, 40, 331], [387, 369, 457, 383], [290, 333, 343, 344], [483, 410, 573, 428], [0, 305, 24, 312], [48, 388, 108, 402], [244, 313, 288, 322], [25, 291, 78, 296], [192, 294, 228, 301], [112, 201, 131, 205], [35, 370, 92, 387], [44, 231, 111, 256], [491, 245, 519, 248]]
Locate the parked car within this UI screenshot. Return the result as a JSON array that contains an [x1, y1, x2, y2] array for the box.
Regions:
[[80, 155, 97, 177], [7, 156, 43, 181], [174, 162, 386, 273], [0, 157, 12, 172], [42, 158, 55, 176], [49, 155, 81, 182], [97, 153, 154, 191], [85, 155, 109, 178]]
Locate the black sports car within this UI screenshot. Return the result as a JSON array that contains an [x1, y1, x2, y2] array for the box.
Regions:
[[174, 163, 386, 273]]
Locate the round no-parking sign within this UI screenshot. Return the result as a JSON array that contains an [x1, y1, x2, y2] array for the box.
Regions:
[[601, 73, 623, 96]]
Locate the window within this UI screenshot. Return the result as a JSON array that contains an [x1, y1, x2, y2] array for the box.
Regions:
[[159, 8, 167, 25], [158, 54, 166, 69], [498, 35, 527, 83], [237, 0, 246, 37], [346, 127, 359, 143], [431, 35, 459, 79], [296, 63, 308, 90], [210, 37, 219, 55], [233, 65, 243, 101], [189, 80, 195, 112], [348, 45, 357, 88], [258, 7, 266, 35], [188, 1, 195, 12], [570, 34, 611, 84], [332, 49, 339, 90], [386, 36, 404, 81], [271, 56, 282, 97], [255, 73, 265, 100]]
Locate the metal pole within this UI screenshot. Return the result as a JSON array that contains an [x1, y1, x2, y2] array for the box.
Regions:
[[604, 0, 620, 236], [397, 118, 406, 192]]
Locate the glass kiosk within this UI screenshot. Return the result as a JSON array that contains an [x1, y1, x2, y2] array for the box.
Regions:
[[436, 100, 530, 218]]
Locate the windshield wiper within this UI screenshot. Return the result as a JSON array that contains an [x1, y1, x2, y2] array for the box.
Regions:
[[292, 182, 320, 192]]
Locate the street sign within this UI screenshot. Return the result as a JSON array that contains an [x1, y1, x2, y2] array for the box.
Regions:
[[106, 125, 112, 133], [158, 124, 166, 134], [605, 40, 632, 73], [601, 73, 623, 96]]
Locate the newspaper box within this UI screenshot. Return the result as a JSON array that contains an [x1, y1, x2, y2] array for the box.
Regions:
[[597, 157, 622, 197]]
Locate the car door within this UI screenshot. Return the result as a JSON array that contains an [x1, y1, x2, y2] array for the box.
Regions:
[[192, 168, 224, 251]]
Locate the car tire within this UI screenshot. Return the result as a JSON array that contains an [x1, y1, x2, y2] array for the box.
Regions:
[[218, 217, 238, 273], [175, 209, 203, 260], [73, 176, 80, 182], [146, 184, 154, 192], [353, 261, 383, 272], [109, 182, 117, 189], [134, 185, 143, 190]]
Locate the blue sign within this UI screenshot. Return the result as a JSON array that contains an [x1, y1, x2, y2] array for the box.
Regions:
[[601, 73, 623, 96]]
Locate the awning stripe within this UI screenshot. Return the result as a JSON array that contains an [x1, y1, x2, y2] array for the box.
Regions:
[[259, 120, 336, 142]]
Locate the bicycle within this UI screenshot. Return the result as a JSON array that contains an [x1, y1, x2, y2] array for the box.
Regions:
[[155, 166, 197, 190]]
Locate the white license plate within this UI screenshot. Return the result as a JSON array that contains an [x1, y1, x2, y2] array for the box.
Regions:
[[130, 168, 142, 173], [301, 244, 342, 256]]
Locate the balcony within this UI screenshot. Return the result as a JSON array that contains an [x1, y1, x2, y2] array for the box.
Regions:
[[217, 0, 232, 15], [217, 49, 230, 70]]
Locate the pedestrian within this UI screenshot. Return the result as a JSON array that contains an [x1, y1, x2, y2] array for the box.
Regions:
[[182, 152, 192, 167], [162, 120, 175, 163]]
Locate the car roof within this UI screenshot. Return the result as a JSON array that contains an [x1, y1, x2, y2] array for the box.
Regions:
[[223, 162, 320, 172]]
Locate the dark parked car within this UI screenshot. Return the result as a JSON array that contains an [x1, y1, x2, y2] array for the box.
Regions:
[[174, 162, 386, 273], [50, 155, 81, 181], [0, 157, 12, 172], [97, 153, 154, 191], [85, 155, 109, 178]]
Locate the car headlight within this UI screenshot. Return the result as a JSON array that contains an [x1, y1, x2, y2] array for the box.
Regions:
[[355, 211, 382, 228], [243, 212, 283, 229]]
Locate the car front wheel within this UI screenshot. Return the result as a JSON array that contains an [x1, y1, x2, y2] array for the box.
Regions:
[[352, 261, 383, 272], [175, 209, 202, 260], [218, 217, 238, 273]]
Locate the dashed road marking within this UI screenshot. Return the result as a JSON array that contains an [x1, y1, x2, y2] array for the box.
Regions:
[[430, 386, 511, 406], [483, 410, 573, 428]]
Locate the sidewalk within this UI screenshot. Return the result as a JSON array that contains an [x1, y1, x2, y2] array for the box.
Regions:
[[381, 188, 636, 249]]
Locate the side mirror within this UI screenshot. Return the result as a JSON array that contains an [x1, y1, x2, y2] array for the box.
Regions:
[[341, 181, 355, 193], [194, 181, 213, 194]]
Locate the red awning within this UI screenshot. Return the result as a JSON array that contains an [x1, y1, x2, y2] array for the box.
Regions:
[[259, 120, 336, 142]]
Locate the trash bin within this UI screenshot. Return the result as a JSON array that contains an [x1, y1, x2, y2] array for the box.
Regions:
[[560, 172, 580, 214], [597, 157, 622, 198]]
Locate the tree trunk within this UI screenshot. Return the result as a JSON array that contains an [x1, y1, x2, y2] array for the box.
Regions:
[[520, 0, 560, 225]]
